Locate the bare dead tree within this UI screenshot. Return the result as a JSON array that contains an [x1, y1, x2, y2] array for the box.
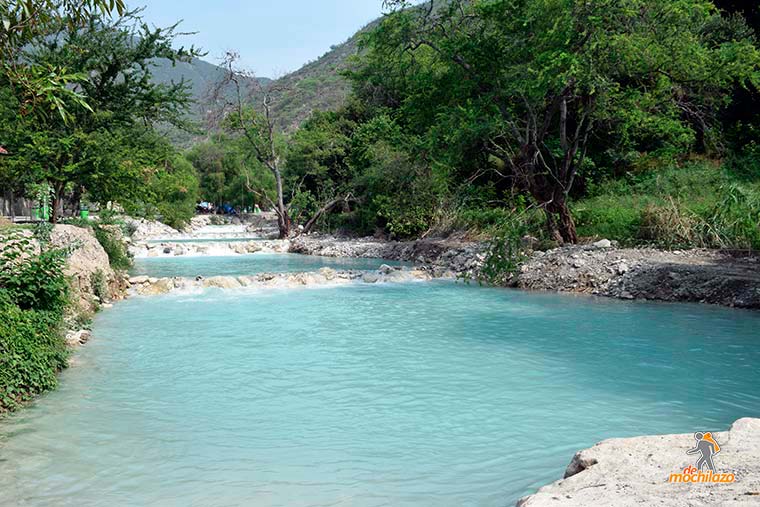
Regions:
[[207, 51, 360, 238], [207, 51, 291, 238]]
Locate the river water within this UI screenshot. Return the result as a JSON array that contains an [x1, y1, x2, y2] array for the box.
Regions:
[[130, 254, 404, 278], [1, 257, 759, 506]]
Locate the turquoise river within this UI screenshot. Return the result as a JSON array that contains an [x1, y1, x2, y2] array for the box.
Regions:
[[1, 254, 759, 506]]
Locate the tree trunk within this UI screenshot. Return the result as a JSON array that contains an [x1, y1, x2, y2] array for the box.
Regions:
[[543, 199, 577, 245], [556, 200, 577, 244], [544, 209, 564, 244], [302, 196, 353, 234], [273, 166, 290, 238], [50, 186, 62, 224]]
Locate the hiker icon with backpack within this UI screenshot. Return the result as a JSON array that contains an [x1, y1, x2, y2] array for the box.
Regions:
[[687, 432, 720, 472]]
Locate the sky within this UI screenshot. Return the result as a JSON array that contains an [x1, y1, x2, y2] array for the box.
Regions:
[[135, 0, 396, 78]]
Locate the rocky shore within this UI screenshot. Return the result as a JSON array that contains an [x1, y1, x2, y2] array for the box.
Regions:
[[289, 234, 485, 277], [291, 235, 760, 309], [518, 418, 760, 507], [516, 242, 760, 309]]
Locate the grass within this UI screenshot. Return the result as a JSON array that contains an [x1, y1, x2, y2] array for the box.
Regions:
[[573, 161, 760, 249]]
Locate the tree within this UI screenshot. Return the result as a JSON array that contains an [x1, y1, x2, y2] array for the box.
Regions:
[[7, 8, 199, 223], [359, 0, 760, 243], [210, 52, 292, 237], [186, 135, 276, 210], [0, 0, 126, 124]]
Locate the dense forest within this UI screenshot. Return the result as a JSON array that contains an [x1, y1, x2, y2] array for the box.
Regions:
[[2, 0, 759, 249]]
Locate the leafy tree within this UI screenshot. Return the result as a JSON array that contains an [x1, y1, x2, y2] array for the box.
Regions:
[[357, 0, 760, 242], [4, 8, 199, 222], [186, 135, 275, 210], [0, 0, 126, 125]]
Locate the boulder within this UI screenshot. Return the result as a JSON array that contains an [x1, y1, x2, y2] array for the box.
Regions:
[[319, 267, 337, 280], [50, 225, 119, 311], [65, 329, 92, 347], [593, 239, 612, 248], [203, 276, 242, 289], [137, 278, 174, 295], [362, 273, 380, 283]]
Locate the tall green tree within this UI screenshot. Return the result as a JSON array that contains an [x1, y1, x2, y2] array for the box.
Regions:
[[0, 0, 125, 125], [7, 8, 199, 222], [357, 0, 760, 242]]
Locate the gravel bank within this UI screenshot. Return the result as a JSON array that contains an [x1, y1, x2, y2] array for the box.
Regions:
[[517, 242, 760, 309]]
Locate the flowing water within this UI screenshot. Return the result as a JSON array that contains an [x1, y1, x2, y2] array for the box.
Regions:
[[1, 260, 759, 507], [131, 253, 405, 278], [146, 238, 268, 244]]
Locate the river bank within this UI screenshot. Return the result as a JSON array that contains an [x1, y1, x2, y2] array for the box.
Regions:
[[289, 234, 760, 309], [518, 418, 760, 507], [128, 217, 760, 308]]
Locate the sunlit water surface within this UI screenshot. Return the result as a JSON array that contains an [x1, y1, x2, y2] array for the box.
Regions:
[[1, 277, 759, 507]]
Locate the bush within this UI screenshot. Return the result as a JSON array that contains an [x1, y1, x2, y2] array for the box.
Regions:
[[0, 233, 70, 316], [0, 290, 69, 413], [573, 162, 760, 249], [90, 269, 108, 301], [93, 226, 131, 271]]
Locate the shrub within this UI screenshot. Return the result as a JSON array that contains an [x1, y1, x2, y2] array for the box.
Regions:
[[93, 226, 131, 271], [33, 222, 54, 245], [0, 233, 70, 316], [0, 290, 69, 413], [637, 200, 705, 249], [702, 184, 760, 250], [90, 269, 108, 301], [475, 208, 542, 285]]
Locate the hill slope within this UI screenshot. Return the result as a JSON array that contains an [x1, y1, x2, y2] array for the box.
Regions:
[[265, 22, 374, 131], [151, 19, 376, 138]]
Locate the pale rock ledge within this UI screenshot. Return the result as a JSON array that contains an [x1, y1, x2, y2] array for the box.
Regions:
[[517, 418, 760, 506]]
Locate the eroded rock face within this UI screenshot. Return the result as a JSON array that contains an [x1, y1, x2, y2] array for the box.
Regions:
[[516, 418, 760, 507]]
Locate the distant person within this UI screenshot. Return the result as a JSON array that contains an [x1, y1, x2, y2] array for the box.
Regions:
[[254, 204, 261, 214], [687, 432, 720, 472]]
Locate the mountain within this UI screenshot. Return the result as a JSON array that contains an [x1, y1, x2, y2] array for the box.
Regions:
[[265, 22, 374, 131], [151, 56, 271, 121], [151, 19, 376, 139]]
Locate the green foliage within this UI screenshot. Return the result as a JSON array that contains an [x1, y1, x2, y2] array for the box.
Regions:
[[0, 228, 72, 413], [90, 269, 108, 302], [476, 210, 536, 286], [0, 233, 71, 315], [33, 221, 54, 246], [348, 0, 760, 241], [575, 162, 760, 249], [150, 156, 200, 229], [0, 289, 69, 413], [186, 135, 275, 209], [478, 233, 526, 286], [93, 226, 131, 271], [1, 8, 199, 223]]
